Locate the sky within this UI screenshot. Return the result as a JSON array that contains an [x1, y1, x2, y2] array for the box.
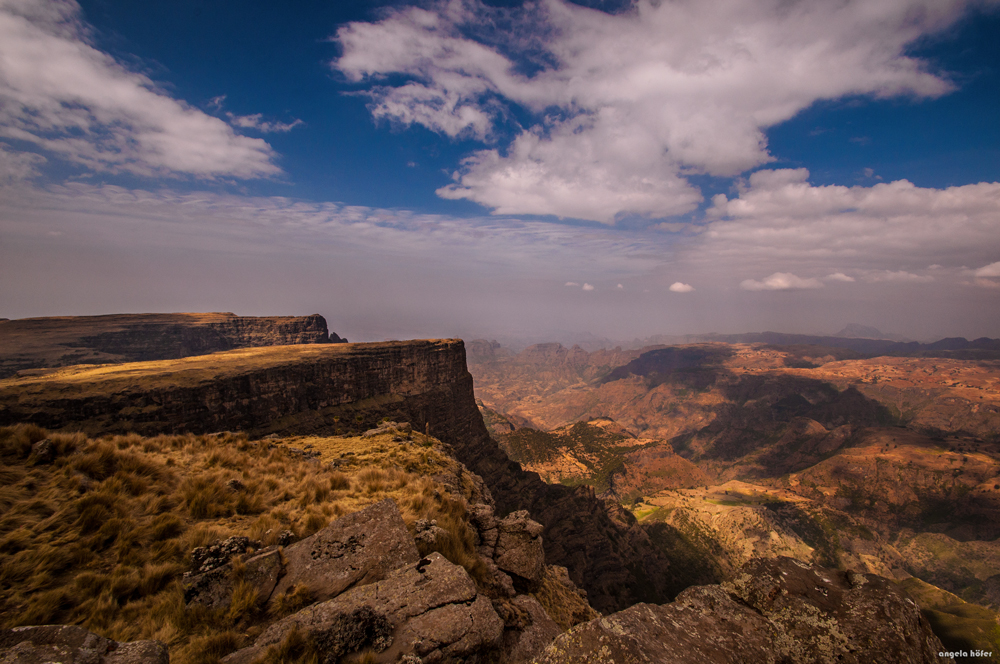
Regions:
[[1, 0, 999, 344]]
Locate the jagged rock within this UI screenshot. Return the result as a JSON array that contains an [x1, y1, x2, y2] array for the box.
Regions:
[[533, 557, 951, 664], [501, 595, 562, 664], [724, 557, 948, 663], [188, 536, 262, 575], [223, 552, 503, 664], [28, 439, 56, 464], [311, 605, 394, 663], [0, 625, 168, 663], [363, 421, 412, 438], [269, 499, 419, 604], [183, 548, 283, 610], [413, 519, 449, 549], [494, 511, 545, 591]]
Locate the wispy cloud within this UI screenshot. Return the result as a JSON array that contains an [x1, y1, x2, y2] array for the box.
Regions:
[[740, 272, 824, 291], [226, 113, 303, 133], [0, 0, 280, 178], [825, 272, 855, 282], [335, 0, 964, 222]]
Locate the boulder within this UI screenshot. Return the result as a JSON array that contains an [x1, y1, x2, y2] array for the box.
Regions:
[[533, 557, 952, 664], [0, 625, 167, 664], [494, 511, 545, 591], [269, 499, 419, 604], [413, 519, 449, 550], [501, 595, 562, 664], [223, 553, 503, 664], [725, 557, 949, 663], [28, 439, 56, 464], [188, 536, 262, 575], [183, 548, 284, 610]]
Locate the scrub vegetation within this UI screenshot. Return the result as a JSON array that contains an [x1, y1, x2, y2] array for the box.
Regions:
[[0, 423, 484, 663]]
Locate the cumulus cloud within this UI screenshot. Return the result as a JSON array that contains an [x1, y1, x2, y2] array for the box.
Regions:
[[740, 272, 824, 291], [704, 169, 1000, 274], [226, 113, 303, 133], [825, 272, 855, 282], [0, 0, 280, 178], [669, 282, 694, 293], [582, 283, 595, 291], [617, 283, 623, 289], [975, 261, 1000, 278], [335, 0, 967, 222]]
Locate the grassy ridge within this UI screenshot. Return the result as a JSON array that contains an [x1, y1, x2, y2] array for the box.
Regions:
[[0, 424, 484, 664]]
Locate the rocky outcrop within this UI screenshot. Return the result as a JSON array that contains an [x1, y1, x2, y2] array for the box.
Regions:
[[493, 511, 546, 591], [223, 552, 503, 664], [0, 339, 677, 612], [0, 625, 167, 663], [533, 556, 951, 664], [270, 498, 420, 603], [0, 312, 339, 378]]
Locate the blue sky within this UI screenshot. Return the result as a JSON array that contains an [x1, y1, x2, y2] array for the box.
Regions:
[[1, 0, 999, 343]]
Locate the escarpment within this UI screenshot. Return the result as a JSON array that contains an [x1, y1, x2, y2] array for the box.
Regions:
[[0, 340, 674, 612], [0, 312, 343, 378]]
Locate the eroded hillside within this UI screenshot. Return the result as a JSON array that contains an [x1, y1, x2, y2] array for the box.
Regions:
[[469, 340, 1000, 661]]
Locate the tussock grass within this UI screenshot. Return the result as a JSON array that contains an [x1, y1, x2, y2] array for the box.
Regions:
[[0, 424, 488, 664]]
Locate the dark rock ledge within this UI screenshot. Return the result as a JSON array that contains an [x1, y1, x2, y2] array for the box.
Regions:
[[532, 556, 953, 664]]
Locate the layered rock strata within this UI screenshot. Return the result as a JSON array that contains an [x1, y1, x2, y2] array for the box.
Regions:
[[0, 312, 340, 378]]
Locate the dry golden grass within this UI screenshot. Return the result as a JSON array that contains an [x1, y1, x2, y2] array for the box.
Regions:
[[0, 423, 487, 664], [530, 570, 601, 632]]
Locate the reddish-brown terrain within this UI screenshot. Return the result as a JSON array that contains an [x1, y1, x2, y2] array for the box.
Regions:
[[469, 339, 1000, 660]]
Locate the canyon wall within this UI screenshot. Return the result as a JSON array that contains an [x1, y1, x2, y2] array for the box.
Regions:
[[0, 340, 673, 613], [0, 312, 341, 378]]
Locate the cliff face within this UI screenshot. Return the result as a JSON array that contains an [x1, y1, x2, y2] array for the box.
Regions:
[[0, 313, 339, 378], [0, 340, 673, 613]]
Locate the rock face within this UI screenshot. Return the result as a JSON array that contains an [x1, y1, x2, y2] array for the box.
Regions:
[[0, 339, 677, 612], [0, 312, 338, 378], [493, 511, 546, 590], [533, 556, 951, 664], [0, 625, 168, 664], [271, 498, 420, 603], [223, 553, 503, 664]]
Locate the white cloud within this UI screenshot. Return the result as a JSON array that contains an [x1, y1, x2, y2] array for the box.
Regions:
[[0, 0, 280, 178], [582, 283, 595, 291], [669, 282, 694, 293], [740, 272, 824, 291], [565, 281, 579, 286], [226, 113, 303, 133], [863, 270, 934, 283], [704, 170, 1000, 275], [0, 143, 44, 183], [975, 261, 1000, 278], [335, 0, 968, 222], [825, 272, 855, 282], [617, 283, 623, 289]]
